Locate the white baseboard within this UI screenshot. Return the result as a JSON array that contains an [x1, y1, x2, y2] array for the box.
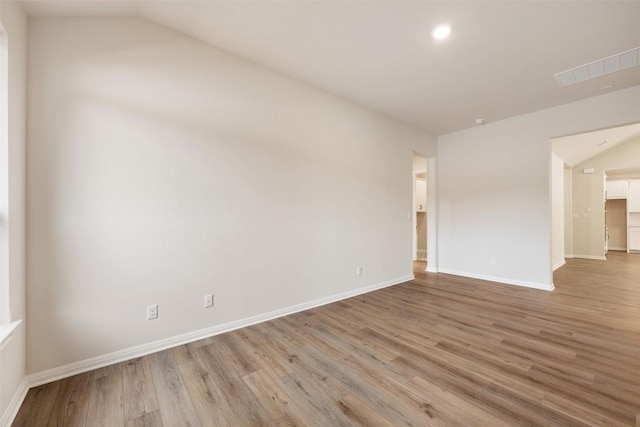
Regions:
[[553, 260, 566, 271], [572, 254, 607, 260], [0, 377, 28, 427], [564, 254, 574, 258], [607, 247, 626, 251], [438, 268, 555, 291], [27, 275, 413, 388], [425, 266, 438, 273]]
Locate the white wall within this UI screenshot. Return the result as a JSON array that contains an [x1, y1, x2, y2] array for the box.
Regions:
[[437, 86, 640, 290], [26, 17, 436, 375], [426, 157, 438, 271], [572, 135, 640, 257], [564, 167, 573, 257], [551, 153, 565, 270], [0, 0, 27, 424]]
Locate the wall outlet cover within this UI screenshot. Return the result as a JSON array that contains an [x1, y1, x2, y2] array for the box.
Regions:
[[204, 294, 214, 308], [146, 304, 158, 320]]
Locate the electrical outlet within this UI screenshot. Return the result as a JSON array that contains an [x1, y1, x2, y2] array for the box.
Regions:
[[146, 304, 158, 320], [356, 266, 363, 276], [490, 258, 497, 265], [204, 294, 214, 308]]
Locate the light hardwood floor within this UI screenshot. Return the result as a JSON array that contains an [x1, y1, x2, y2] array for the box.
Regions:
[[13, 252, 640, 426]]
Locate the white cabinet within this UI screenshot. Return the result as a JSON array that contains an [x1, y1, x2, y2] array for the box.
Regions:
[[606, 180, 628, 199], [629, 228, 640, 252], [415, 179, 427, 212], [628, 180, 640, 212]]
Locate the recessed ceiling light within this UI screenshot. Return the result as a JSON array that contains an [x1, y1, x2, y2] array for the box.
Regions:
[[432, 24, 451, 41], [475, 118, 486, 125]]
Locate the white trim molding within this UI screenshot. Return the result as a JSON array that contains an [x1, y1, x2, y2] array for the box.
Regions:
[[553, 260, 566, 271], [0, 319, 22, 351], [27, 275, 413, 388], [0, 377, 28, 427], [572, 254, 607, 260], [437, 268, 555, 291]]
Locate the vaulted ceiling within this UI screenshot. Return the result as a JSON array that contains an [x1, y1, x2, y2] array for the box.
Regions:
[[552, 122, 640, 167], [19, 0, 640, 135]]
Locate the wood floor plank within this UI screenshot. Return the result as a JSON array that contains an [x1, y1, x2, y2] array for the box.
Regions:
[[124, 409, 163, 427], [406, 375, 513, 427], [276, 372, 354, 426], [478, 382, 590, 427], [541, 393, 631, 427], [177, 358, 235, 427], [147, 350, 199, 426], [334, 394, 397, 427], [85, 368, 124, 427], [12, 382, 62, 426], [48, 371, 93, 426], [236, 324, 294, 379], [195, 344, 271, 426], [122, 357, 159, 422], [339, 352, 453, 425], [243, 369, 309, 426], [298, 346, 430, 426], [525, 366, 637, 425], [311, 311, 402, 362], [14, 251, 640, 426]]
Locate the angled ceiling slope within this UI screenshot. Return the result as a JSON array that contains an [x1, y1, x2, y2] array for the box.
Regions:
[[19, 0, 640, 135], [552, 122, 640, 167]]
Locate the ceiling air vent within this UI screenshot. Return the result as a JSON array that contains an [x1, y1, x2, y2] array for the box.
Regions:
[[554, 47, 639, 87]]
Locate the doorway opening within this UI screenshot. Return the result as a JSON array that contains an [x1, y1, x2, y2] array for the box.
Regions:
[[413, 155, 427, 261], [605, 198, 627, 251], [412, 152, 437, 275], [412, 153, 428, 277], [605, 169, 640, 253], [551, 122, 640, 276]]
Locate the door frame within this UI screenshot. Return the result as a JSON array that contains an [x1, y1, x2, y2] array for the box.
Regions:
[[412, 154, 437, 272]]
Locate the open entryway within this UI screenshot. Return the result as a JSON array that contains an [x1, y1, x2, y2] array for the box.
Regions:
[[551, 122, 640, 283], [413, 154, 427, 262], [412, 153, 437, 274]]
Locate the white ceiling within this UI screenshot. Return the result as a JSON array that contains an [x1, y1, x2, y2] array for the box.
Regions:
[[19, 0, 640, 135], [552, 122, 640, 167]]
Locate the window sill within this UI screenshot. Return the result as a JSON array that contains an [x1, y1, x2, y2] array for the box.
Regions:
[[0, 319, 23, 351]]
